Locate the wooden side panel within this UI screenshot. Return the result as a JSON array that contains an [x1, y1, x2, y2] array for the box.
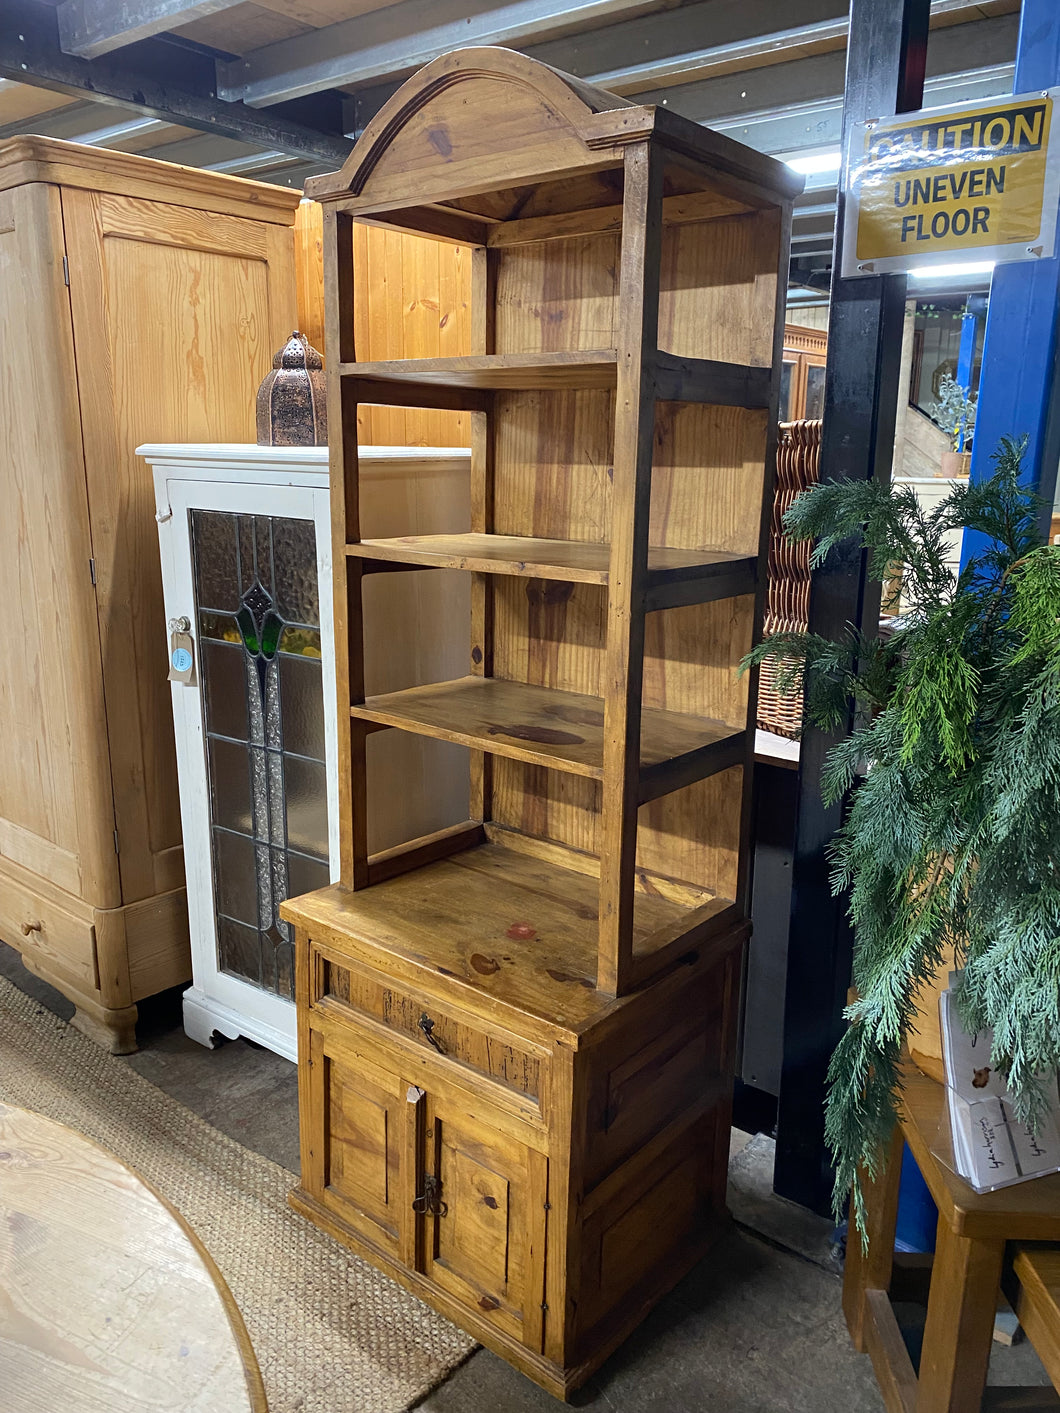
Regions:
[[570, 934, 744, 1361], [63, 187, 297, 906], [424, 1091, 548, 1352], [347, 221, 472, 447], [0, 182, 119, 910], [575, 1125, 714, 1353], [658, 210, 780, 366], [582, 958, 732, 1189], [495, 234, 619, 354]]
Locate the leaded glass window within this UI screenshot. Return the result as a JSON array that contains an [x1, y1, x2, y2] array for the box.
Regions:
[[191, 510, 329, 1001]]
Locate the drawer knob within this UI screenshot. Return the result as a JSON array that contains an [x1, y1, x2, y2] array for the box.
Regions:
[[418, 1013, 446, 1055], [20, 920, 42, 937]]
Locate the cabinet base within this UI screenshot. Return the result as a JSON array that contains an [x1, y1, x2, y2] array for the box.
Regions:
[[288, 1186, 575, 1399], [17, 948, 140, 1054], [182, 986, 298, 1063], [0, 853, 191, 1053], [289, 1182, 730, 1399]]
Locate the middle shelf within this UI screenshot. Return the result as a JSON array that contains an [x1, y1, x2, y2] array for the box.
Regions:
[[348, 532, 757, 602], [351, 675, 746, 800], [338, 350, 772, 407]]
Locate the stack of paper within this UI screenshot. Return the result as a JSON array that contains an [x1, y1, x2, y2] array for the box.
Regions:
[[940, 986, 1060, 1193]]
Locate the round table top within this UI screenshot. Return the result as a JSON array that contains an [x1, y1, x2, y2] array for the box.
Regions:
[[0, 1101, 266, 1412]]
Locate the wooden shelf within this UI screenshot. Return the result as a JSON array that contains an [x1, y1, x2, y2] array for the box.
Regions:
[[286, 837, 735, 1033], [348, 532, 757, 603], [339, 350, 618, 390], [338, 350, 771, 408], [350, 675, 744, 793]]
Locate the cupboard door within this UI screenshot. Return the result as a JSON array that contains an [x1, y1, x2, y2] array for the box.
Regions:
[[62, 187, 296, 906], [312, 1028, 418, 1263], [0, 182, 119, 909], [422, 1093, 548, 1351]]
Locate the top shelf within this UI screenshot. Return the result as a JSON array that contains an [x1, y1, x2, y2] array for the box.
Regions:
[[339, 351, 771, 408]]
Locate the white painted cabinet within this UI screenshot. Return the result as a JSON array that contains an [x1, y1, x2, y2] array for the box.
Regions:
[[145, 444, 471, 1059]]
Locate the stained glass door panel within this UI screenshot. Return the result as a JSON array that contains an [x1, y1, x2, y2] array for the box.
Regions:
[[192, 510, 330, 1001]]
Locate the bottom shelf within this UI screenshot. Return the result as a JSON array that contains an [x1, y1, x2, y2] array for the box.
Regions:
[[283, 834, 737, 1027]]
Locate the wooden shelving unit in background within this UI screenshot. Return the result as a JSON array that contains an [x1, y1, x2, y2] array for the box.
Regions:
[[282, 46, 799, 1399]]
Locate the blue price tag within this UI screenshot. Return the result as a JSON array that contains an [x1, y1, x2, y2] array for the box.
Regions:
[[171, 646, 192, 673]]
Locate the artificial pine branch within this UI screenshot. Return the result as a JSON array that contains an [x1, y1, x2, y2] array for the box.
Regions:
[[744, 436, 1060, 1240]]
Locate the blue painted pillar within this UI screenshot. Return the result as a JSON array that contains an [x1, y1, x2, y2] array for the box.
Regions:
[[961, 0, 1060, 565]]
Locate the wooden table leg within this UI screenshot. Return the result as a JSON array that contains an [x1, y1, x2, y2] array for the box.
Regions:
[[845, 1124, 905, 1351], [915, 1218, 1004, 1413]]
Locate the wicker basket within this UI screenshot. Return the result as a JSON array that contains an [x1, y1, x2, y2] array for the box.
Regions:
[[756, 419, 822, 739]]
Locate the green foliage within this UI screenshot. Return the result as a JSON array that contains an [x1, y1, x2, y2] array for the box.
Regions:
[[744, 436, 1060, 1239], [929, 371, 978, 451]]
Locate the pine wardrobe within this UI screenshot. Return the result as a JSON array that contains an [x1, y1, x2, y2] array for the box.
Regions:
[[0, 137, 300, 1051]]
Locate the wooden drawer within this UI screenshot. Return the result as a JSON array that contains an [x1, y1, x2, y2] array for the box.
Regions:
[[0, 869, 98, 993], [312, 946, 547, 1115]]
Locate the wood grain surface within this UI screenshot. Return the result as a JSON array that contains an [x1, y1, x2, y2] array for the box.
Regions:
[[0, 1102, 265, 1413], [350, 674, 743, 781]]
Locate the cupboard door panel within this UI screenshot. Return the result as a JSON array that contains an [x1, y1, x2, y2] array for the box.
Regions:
[[423, 1094, 547, 1351], [0, 183, 118, 908], [62, 187, 296, 906], [315, 1030, 410, 1260]]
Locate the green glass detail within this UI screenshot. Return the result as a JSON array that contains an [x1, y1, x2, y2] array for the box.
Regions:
[[237, 581, 284, 662], [260, 611, 283, 659], [236, 604, 261, 654]]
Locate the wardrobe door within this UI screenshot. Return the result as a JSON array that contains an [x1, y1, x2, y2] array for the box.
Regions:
[[0, 182, 118, 911], [62, 187, 296, 906]]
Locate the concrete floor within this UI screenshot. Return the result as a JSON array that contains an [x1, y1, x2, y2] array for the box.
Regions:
[[0, 940, 1051, 1411]]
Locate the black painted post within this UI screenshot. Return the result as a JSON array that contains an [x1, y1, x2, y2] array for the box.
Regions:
[[772, 0, 930, 1215]]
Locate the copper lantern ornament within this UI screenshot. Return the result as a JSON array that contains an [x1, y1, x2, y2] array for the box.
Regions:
[[256, 331, 327, 446]]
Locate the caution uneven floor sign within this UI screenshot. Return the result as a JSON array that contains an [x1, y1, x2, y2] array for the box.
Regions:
[[841, 90, 1060, 277]]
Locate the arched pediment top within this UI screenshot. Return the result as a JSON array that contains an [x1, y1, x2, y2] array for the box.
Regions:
[[307, 47, 637, 204]]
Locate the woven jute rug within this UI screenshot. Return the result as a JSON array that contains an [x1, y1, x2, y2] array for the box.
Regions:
[[0, 973, 475, 1412]]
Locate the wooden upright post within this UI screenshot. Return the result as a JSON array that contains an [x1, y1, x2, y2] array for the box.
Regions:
[[469, 244, 496, 827], [598, 141, 664, 997], [325, 207, 369, 890]]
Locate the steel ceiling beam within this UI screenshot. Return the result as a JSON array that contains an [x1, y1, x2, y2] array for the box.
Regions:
[[698, 60, 1014, 155], [0, 0, 353, 164], [632, 15, 1016, 135], [216, 0, 679, 108], [56, 0, 244, 60], [343, 13, 1015, 158], [527, 0, 1015, 94]]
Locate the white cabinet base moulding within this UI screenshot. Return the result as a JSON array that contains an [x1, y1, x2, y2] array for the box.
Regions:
[[146, 443, 471, 1060]]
